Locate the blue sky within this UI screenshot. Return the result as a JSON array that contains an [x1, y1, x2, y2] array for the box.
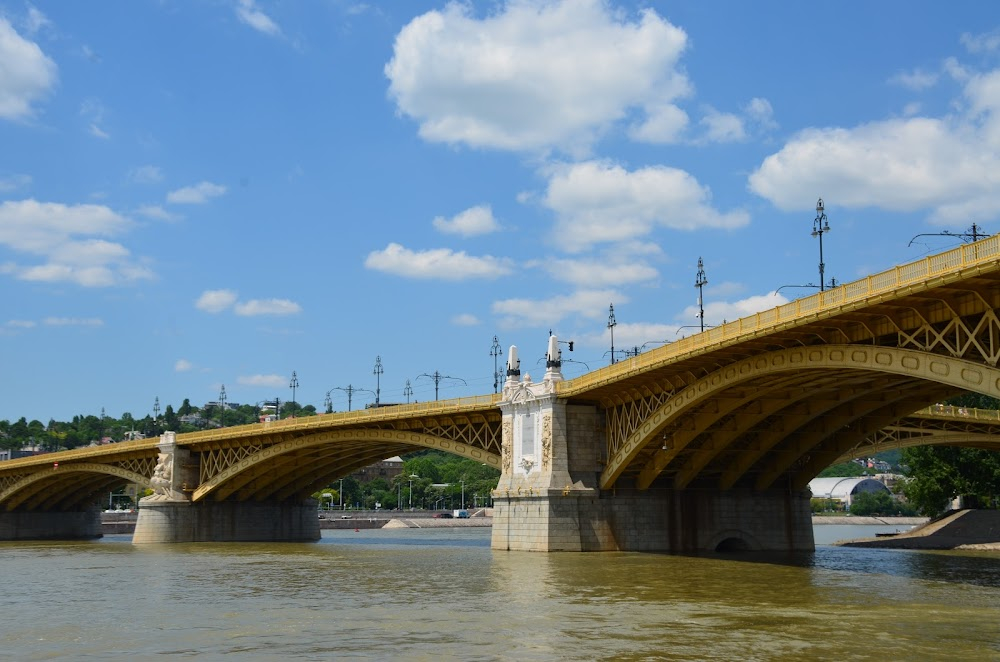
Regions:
[[3, 1, 1000, 423]]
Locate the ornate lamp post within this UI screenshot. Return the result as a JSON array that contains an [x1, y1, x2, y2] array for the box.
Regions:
[[403, 379, 413, 404], [695, 257, 708, 332], [373, 356, 383, 407], [812, 198, 831, 292], [418, 372, 467, 401], [218, 385, 227, 427], [289, 371, 299, 417], [607, 304, 617, 365], [490, 335, 503, 394]]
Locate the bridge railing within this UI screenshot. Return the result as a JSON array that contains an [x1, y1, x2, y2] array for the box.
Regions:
[[562, 234, 1000, 393], [914, 404, 1000, 421], [178, 393, 503, 443]]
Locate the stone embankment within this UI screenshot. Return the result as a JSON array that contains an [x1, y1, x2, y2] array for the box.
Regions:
[[102, 509, 494, 534], [812, 515, 927, 526], [837, 509, 1000, 550]]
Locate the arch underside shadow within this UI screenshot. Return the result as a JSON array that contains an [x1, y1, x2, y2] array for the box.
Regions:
[[193, 429, 501, 502], [602, 345, 1000, 494], [835, 429, 1000, 464], [1, 464, 152, 512]]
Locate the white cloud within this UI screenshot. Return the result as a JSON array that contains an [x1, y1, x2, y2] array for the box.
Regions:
[[679, 292, 790, 329], [0, 17, 57, 121], [386, 0, 689, 153], [236, 0, 282, 36], [130, 165, 163, 184], [750, 63, 1000, 222], [174, 359, 194, 372], [451, 313, 480, 326], [0, 199, 151, 286], [543, 256, 658, 288], [237, 374, 287, 388], [166, 181, 227, 204], [43, 317, 103, 327], [0, 173, 31, 192], [889, 69, 939, 91], [6, 319, 36, 329], [136, 205, 178, 221], [195, 289, 238, 313], [543, 161, 750, 251], [961, 29, 1000, 54], [24, 6, 52, 36], [234, 299, 302, 316], [492, 289, 623, 327], [432, 205, 501, 236], [699, 108, 745, 143], [582, 321, 680, 353], [80, 98, 109, 138], [365, 243, 512, 280], [745, 97, 777, 131], [627, 104, 689, 144]]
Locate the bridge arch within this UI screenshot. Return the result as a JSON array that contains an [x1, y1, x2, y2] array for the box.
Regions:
[[0, 463, 152, 511], [193, 428, 501, 502], [601, 345, 1000, 492]]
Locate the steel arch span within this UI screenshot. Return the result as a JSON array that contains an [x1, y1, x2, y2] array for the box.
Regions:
[[600, 345, 1000, 493], [193, 428, 501, 502], [0, 463, 153, 512]]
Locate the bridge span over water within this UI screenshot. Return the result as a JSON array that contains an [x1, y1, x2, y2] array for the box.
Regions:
[[3, 238, 1000, 551]]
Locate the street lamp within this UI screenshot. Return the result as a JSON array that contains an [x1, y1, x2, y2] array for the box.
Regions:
[[331, 385, 375, 411], [695, 257, 708, 332], [403, 379, 413, 404], [289, 371, 299, 418], [812, 198, 831, 291], [607, 303, 617, 365], [324, 392, 333, 414], [153, 396, 160, 434], [373, 356, 383, 407], [408, 473, 419, 510], [218, 384, 226, 427], [339, 477, 344, 510], [417, 372, 467, 401], [461, 478, 465, 510], [490, 335, 503, 394]]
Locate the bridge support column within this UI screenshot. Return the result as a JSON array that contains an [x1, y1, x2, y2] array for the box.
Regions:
[[491, 347, 607, 551], [132, 499, 320, 543], [132, 432, 320, 543], [0, 507, 102, 540]]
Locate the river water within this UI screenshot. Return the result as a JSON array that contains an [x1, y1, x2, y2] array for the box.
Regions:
[[2, 526, 999, 661]]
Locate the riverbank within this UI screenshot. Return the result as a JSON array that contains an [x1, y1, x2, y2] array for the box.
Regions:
[[837, 509, 1000, 550], [812, 515, 927, 526]]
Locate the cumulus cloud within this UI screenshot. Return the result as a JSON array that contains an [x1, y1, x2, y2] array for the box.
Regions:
[[365, 243, 512, 280], [130, 165, 163, 184], [627, 104, 689, 144], [451, 313, 480, 326], [195, 289, 238, 313], [542, 256, 658, 288], [543, 161, 750, 251], [167, 181, 227, 204], [961, 29, 1000, 54], [0, 173, 31, 192], [750, 61, 1000, 223], [43, 317, 103, 327], [386, 0, 689, 153], [236, 0, 282, 36], [432, 205, 501, 236], [492, 289, 623, 327], [582, 321, 680, 353], [889, 69, 939, 91], [234, 299, 302, 316], [237, 374, 287, 388], [195, 289, 302, 316], [679, 292, 790, 330], [174, 359, 194, 372], [0, 16, 57, 121], [0, 199, 152, 286], [136, 205, 177, 221]]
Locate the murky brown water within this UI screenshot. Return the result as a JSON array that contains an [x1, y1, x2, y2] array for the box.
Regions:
[[2, 527, 998, 661]]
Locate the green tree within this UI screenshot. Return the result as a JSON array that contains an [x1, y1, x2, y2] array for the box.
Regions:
[[902, 446, 1000, 516], [817, 461, 868, 478]]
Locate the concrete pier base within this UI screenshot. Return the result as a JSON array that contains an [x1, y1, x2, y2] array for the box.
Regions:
[[0, 508, 102, 541], [492, 488, 814, 553], [132, 499, 321, 543]]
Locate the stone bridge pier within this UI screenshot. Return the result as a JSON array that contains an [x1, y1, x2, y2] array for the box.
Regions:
[[132, 433, 320, 544], [491, 341, 813, 553]]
